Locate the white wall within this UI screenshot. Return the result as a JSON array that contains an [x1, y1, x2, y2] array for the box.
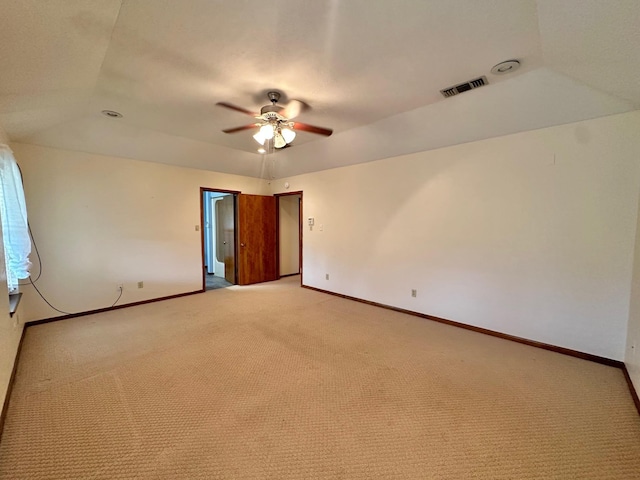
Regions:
[[626, 191, 640, 392], [279, 195, 300, 276], [272, 111, 640, 361], [13, 143, 268, 322]]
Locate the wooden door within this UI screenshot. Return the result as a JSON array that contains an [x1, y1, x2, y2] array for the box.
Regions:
[[220, 194, 236, 284], [238, 194, 277, 285]]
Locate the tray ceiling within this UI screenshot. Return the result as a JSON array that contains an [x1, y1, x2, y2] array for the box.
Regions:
[[0, 0, 638, 178]]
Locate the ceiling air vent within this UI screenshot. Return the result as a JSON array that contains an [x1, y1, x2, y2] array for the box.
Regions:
[[440, 76, 488, 98]]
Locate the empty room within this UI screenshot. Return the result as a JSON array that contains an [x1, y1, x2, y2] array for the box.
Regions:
[[1, 1, 639, 478]]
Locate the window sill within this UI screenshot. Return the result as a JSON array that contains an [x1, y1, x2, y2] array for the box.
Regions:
[[9, 292, 22, 317]]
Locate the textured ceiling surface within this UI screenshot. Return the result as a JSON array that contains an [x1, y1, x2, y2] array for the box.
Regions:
[[0, 0, 638, 178]]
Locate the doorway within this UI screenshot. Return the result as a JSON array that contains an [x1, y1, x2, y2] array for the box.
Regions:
[[201, 188, 239, 291], [276, 192, 303, 283]]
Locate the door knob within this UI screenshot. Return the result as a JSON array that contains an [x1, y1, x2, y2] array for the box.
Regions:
[[240, 243, 246, 247], [223, 241, 226, 244]]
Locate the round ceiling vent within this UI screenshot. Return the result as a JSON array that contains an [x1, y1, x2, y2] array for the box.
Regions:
[[101, 110, 123, 118], [490, 60, 520, 75]]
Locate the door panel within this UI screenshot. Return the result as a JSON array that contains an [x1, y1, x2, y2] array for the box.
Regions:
[[220, 194, 236, 284], [238, 194, 277, 285]]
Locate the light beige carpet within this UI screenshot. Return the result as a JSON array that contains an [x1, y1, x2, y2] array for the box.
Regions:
[[1, 276, 639, 479]]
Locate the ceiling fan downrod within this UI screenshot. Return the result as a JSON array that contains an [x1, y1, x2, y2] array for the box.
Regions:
[[260, 92, 284, 118]]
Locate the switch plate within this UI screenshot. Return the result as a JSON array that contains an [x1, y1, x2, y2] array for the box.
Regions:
[[138, 281, 144, 289], [195, 225, 200, 231], [326, 274, 329, 280], [411, 289, 417, 297]]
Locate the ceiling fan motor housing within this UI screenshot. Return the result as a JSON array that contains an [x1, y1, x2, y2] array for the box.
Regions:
[[261, 92, 285, 120], [260, 105, 283, 118]]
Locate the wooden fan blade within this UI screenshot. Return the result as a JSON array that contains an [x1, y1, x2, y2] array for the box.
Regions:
[[282, 99, 308, 120], [216, 102, 258, 116], [222, 124, 257, 134], [292, 122, 333, 136]]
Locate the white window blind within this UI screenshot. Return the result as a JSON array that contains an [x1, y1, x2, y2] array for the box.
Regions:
[[0, 144, 31, 291]]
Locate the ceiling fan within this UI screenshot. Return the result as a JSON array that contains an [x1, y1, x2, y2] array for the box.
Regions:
[[216, 91, 333, 149]]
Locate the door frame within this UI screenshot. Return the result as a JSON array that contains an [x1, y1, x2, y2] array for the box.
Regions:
[[200, 187, 241, 291], [275, 191, 303, 285]]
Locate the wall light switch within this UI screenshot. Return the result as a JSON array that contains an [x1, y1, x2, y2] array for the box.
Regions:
[[308, 217, 315, 226], [195, 225, 200, 231]]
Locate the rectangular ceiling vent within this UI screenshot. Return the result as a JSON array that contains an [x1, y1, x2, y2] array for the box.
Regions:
[[440, 76, 488, 98]]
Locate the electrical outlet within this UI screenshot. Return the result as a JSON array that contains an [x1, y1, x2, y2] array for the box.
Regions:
[[411, 289, 417, 298], [195, 225, 200, 231], [137, 281, 144, 289], [325, 274, 329, 280]]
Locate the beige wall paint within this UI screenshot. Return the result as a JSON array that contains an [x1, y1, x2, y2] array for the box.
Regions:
[[13, 143, 269, 322], [626, 191, 640, 393], [279, 195, 300, 276], [0, 123, 8, 144], [271, 111, 640, 361]]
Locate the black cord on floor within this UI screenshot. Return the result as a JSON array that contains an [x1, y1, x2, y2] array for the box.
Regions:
[[112, 286, 123, 307], [28, 276, 72, 315], [28, 278, 124, 315], [15, 162, 125, 314]]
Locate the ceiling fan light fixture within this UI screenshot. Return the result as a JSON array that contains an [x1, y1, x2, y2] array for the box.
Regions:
[[281, 127, 296, 144], [253, 131, 267, 145], [260, 124, 275, 140], [274, 132, 286, 149], [218, 91, 333, 151]]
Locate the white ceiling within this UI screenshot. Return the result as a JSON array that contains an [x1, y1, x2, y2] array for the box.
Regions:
[[0, 0, 638, 178]]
